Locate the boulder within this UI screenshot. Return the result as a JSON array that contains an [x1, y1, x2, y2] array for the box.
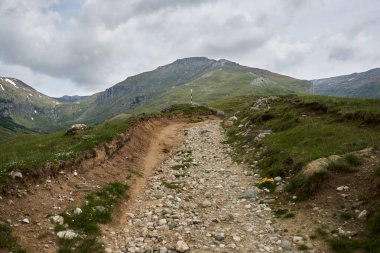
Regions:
[[9, 171, 23, 179], [301, 155, 341, 177], [66, 124, 88, 135], [49, 215, 64, 225], [57, 230, 78, 239]]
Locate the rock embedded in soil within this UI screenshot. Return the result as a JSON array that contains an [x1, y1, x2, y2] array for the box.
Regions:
[[57, 230, 78, 239], [49, 215, 64, 225]]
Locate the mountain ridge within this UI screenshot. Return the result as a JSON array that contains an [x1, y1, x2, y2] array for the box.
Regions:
[[8, 56, 377, 135], [312, 68, 380, 98]]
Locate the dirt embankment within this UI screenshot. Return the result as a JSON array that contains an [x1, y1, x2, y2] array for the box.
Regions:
[[0, 116, 198, 252]]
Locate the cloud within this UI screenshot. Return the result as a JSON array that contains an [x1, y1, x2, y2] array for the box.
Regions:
[[0, 0, 379, 96]]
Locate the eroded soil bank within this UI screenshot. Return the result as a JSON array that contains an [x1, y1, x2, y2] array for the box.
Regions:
[[0, 117, 193, 252]]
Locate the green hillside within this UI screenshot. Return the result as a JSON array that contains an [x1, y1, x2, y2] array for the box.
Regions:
[[0, 57, 310, 134], [77, 58, 310, 122]]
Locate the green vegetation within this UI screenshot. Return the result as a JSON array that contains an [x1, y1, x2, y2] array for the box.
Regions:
[[0, 116, 136, 188], [171, 164, 188, 170], [127, 167, 142, 177], [162, 180, 181, 189], [161, 104, 216, 116], [329, 201, 380, 253], [338, 211, 353, 220], [273, 208, 289, 217], [327, 154, 362, 172], [0, 104, 214, 190], [373, 165, 380, 176], [297, 244, 309, 251], [286, 171, 330, 200], [256, 177, 276, 191], [220, 94, 380, 253], [315, 227, 329, 239], [223, 94, 380, 183], [0, 223, 26, 253], [56, 182, 128, 253]]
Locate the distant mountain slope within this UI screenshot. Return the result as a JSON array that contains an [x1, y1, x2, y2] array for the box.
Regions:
[[77, 57, 310, 123], [0, 57, 310, 131], [54, 95, 89, 103], [312, 68, 380, 98], [0, 77, 61, 130], [0, 77, 89, 131], [0, 115, 32, 140]]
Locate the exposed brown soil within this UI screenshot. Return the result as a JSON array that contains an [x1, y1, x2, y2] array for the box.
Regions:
[[276, 149, 380, 252], [0, 117, 204, 253]]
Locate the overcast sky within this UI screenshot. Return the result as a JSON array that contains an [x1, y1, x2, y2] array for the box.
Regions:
[[0, 0, 379, 96]]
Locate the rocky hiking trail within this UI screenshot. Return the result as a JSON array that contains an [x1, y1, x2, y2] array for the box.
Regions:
[[0, 118, 321, 253], [101, 121, 303, 253]]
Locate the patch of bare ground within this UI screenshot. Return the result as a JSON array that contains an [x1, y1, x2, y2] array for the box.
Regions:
[[0, 116, 202, 252]]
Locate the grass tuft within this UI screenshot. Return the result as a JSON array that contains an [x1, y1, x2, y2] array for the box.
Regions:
[[0, 223, 26, 253], [56, 182, 128, 252], [286, 171, 330, 200], [327, 154, 362, 173]]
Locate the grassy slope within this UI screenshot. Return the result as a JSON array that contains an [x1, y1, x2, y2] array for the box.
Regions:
[[222, 95, 380, 177], [218, 94, 380, 252], [116, 67, 309, 116], [0, 116, 135, 186], [0, 116, 33, 141], [0, 104, 215, 188]]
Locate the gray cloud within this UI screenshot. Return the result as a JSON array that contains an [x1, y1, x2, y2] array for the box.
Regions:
[[0, 0, 379, 96]]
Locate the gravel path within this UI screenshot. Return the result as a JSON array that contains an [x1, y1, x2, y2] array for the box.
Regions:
[[102, 121, 294, 253]]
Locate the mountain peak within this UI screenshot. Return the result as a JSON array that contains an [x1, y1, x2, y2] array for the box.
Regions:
[[173, 57, 213, 64]]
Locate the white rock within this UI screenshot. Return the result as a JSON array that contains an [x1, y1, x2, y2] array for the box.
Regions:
[[49, 215, 64, 225], [74, 207, 82, 215], [274, 176, 282, 182], [105, 248, 112, 253], [10, 171, 23, 179], [293, 236, 303, 243], [233, 236, 241, 242], [357, 210, 367, 220], [176, 240, 189, 252], [229, 116, 238, 121], [337, 186, 349, 191], [22, 218, 30, 224], [57, 230, 78, 239]]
